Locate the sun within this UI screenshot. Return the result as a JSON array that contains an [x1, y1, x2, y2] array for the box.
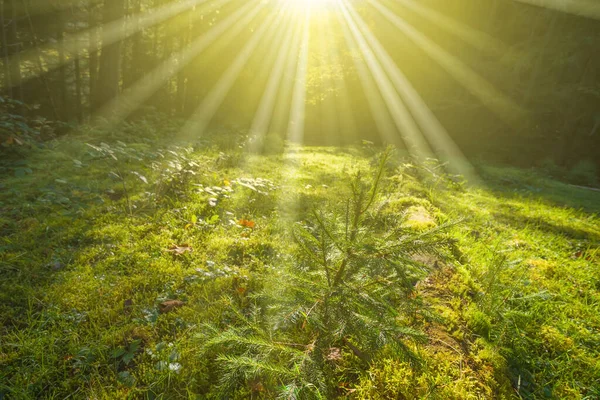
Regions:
[[279, 0, 336, 11]]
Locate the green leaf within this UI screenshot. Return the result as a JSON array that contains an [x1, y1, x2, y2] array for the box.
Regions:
[[111, 347, 126, 359], [14, 167, 32, 178], [117, 371, 136, 387]]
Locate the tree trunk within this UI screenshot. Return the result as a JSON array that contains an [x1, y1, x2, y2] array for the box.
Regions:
[[123, 0, 142, 88], [67, 4, 83, 122], [7, 0, 22, 101], [56, 8, 69, 120], [88, 0, 99, 111], [74, 55, 83, 122], [523, 12, 558, 105], [176, 36, 187, 115], [23, 1, 59, 118], [1, 0, 12, 95], [96, 0, 125, 107]]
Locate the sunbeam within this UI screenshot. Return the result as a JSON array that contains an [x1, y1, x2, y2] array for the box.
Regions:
[[344, 0, 479, 180], [321, 13, 359, 144], [367, 0, 525, 125], [340, 0, 434, 161], [180, 10, 283, 139], [337, 10, 400, 149], [391, 0, 519, 64], [94, 0, 260, 127], [516, 0, 600, 19], [286, 10, 311, 144], [5, 0, 216, 88], [248, 20, 302, 153]]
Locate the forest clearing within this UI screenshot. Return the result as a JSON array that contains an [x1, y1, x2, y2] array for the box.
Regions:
[[1, 0, 599, 398]]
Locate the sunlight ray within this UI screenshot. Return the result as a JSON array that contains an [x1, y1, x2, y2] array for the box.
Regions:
[[515, 0, 600, 19], [8, 0, 102, 18], [248, 21, 303, 153], [345, 1, 478, 180], [180, 11, 284, 139], [277, 11, 313, 227], [312, 14, 339, 144], [286, 10, 311, 144], [367, 0, 525, 124], [264, 10, 306, 141], [94, 0, 261, 126], [6, 0, 219, 87], [390, 0, 520, 63], [321, 14, 359, 144], [337, 12, 398, 147], [340, 0, 434, 161]]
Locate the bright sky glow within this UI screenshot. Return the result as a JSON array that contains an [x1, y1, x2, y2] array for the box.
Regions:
[[279, 0, 335, 11]]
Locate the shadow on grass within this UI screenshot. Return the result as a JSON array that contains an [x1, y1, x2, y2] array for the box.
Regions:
[[477, 165, 600, 214], [492, 211, 600, 241]]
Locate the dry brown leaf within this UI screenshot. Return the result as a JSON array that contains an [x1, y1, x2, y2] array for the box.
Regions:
[[167, 244, 193, 255], [159, 300, 185, 314], [238, 219, 256, 229]]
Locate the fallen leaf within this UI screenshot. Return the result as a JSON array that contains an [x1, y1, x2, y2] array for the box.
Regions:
[[327, 347, 342, 362], [250, 381, 265, 393], [238, 219, 256, 229], [236, 287, 247, 295], [167, 244, 193, 255], [159, 300, 185, 314]]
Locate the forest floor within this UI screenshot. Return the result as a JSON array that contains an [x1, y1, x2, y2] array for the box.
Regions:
[[0, 126, 599, 399]]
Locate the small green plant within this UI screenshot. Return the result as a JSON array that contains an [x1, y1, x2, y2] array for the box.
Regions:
[[86, 142, 149, 214], [152, 146, 200, 203], [200, 148, 455, 397], [111, 339, 142, 367]]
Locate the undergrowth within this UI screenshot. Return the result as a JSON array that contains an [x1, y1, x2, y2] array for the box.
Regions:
[[1, 122, 599, 399]]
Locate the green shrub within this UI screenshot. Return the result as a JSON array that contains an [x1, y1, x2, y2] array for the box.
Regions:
[[538, 157, 565, 178]]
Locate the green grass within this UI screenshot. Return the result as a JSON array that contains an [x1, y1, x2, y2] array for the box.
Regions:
[[1, 127, 599, 399]]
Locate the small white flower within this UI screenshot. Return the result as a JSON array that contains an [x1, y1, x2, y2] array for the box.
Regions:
[[168, 362, 182, 372]]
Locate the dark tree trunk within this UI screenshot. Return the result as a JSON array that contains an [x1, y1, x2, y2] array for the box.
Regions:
[[6, 0, 22, 101], [74, 55, 83, 122], [56, 9, 68, 120], [123, 0, 142, 88], [1, 0, 11, 95], [88, 0, 99, 111], [70, 5, 83, 122], [96, 0, 125, 107]]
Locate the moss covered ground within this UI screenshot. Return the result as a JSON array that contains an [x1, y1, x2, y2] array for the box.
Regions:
[[1, 126, 599, 399]]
